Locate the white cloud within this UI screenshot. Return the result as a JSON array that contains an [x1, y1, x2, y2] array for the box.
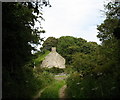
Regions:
[[73, 25, 101, 44], [36, 0, 108, 45]]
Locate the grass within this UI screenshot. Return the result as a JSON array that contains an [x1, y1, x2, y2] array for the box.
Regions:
[[34, 50, 50, 66], [54, 74, 68, 80], [40, 80, 65, 99], [55, 75, 67, 78]]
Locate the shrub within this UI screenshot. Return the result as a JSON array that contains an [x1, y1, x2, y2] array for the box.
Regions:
[[66, 72, 120, 98], [3, 64, 54, 99], [42, 67, 64, 74]]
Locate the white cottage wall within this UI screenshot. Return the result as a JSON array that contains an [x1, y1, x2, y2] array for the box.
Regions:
[[41, 47, 65, 68]]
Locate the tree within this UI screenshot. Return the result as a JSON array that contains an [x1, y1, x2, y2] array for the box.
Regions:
[[66, 1, 120, 98], [95, 1, 120, 97], [72, 53, 96, 73], [2, 2, 53, 99], [97, 2, 120, 42], [81, 42, 98, 54], [42, 37, 58, 51], [57, 36, 98, 64], [57, 36, 79, 64], [97, 1, 120, 65], [2, 2, 46, 71], [97, 1, 120, 73]]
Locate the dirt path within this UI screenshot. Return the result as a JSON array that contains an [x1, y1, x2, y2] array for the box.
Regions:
[[33, 74, 68, 99], [59, 85, 67, 98], [33, 87, 47, 100]]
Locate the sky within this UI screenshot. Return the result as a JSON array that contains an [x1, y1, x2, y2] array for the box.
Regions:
[[35, 0, 110, 50]]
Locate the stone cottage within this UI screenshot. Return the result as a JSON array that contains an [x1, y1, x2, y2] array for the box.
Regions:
[[41, 47, 65, 69]]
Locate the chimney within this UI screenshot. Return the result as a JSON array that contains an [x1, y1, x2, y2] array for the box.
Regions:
[[51, 47, 56, 52]]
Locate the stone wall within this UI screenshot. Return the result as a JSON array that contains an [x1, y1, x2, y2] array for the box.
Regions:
[[41, 47, 65, 68]]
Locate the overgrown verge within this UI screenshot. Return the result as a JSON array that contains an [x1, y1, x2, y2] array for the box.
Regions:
[[34, 50, 50, 67], [66, 72, 120, 98], [42, 67, 65, 74], [40, 80, 65, 99], [2, 63, 54, 99]]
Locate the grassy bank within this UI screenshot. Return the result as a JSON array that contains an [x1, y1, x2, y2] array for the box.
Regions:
[[40, 80, 65, 99], [34, 50, 50, 67]]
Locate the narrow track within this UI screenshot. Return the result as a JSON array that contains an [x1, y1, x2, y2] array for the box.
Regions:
[[59, 85, 67, 98]]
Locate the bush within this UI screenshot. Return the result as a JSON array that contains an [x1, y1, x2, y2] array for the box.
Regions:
[[66, 72, 120, 98], [42, 67, 65, 74], [3, 64, 54, 99]]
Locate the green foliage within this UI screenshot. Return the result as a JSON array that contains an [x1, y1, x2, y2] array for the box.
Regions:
[[66, 1, 120, 98], [40, 80, 65, 98], [66, 72, 120, 98], [66, 39, 120, 98], [57, 36, 79, 56], [33, 67, 54, 87], [72, 53, 96, 74], [57, 36, 96, 64], [2, 64, 54, 99], [97, 1, 120, 41], [42, 37, 58, 51], [34, 50, 50, 67], [42, 67, 64, 74], [64, 65, 75, 74], [2, 2, 45, 71], [97, 18, 119, 41], [41, 36, 98, 65], [3, 1, 120, 99], [81, 42, 98, 54], [2, 2, 53, 99]]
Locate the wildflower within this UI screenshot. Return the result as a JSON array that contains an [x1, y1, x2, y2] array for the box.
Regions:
[[91, 87, 98, 90], [25, 81, 28, 83], [97, 72, 102, 76], [72, 79, 74, 81], [79, 74, 83, 77], [72, 95, 76, 98], [111, 87, 116, 90], [90, 74, 93, 76], [81, 87, 84, 90], [76, 82, 80, 85]]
